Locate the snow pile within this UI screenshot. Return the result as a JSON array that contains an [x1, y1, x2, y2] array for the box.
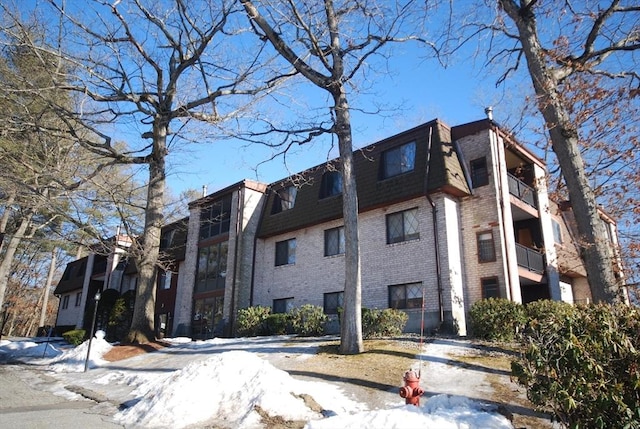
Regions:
[[0, 338, 63, 360], [43, 330, 113, 372], [306, 394, 513, 429], [0, 335, 517, 428]]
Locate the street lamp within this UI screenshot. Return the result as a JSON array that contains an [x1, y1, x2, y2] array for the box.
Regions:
[[83, 291, 101, 372], [0, 303, 10, 341]]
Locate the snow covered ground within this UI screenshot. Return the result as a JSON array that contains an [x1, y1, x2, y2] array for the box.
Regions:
[[0, 332, 515, 428]]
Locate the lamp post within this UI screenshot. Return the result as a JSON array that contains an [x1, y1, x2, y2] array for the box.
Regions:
[[83, 291, 101, 372], [0, 303, 10, 341]]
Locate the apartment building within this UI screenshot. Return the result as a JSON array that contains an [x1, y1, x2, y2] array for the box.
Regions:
[[55, 116, 625, 338]]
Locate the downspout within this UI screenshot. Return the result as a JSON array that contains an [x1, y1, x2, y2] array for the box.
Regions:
[[424, 126, 445, 326], [229, 184, 244, 336]]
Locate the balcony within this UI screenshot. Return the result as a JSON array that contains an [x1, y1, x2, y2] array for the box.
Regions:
[[508, 173, 537, 209], [516, 243, 544, 273]]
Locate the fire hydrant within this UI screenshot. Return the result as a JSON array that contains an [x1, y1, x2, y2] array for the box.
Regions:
[[399, 369, 424, 406]]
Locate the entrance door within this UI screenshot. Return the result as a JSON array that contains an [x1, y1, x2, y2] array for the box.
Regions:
[[192, 294, 224, 339]]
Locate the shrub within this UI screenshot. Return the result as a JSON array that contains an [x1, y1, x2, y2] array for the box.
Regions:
[[468, 298, 526, 341], [62, 329, 86, 346], [264, 313, 289, 335], [289, 304, 327, 337], [108, 297, 133, 342], [236, 306, 271, 337], [524, 299, 576, 325], [512, 303, 640, 428], [362, 308, 408, 339]]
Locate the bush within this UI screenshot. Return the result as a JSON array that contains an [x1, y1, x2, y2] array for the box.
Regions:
[[236, 306, 271, 337], [524, 299, 576, 325], [512, 303, 640, 428], [362, 308, 408, 339], [469, 298, 526, 341], [62, 329, 86, 346], [108, 297, 133, 342], [264, 313, 289, 335], [289, 304, 327, 337]]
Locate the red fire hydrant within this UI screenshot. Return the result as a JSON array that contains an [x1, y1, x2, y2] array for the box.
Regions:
[[399, 369, 424, 406]]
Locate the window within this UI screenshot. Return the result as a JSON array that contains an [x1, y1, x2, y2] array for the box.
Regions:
[[271, 186, 297, 214], [477, 231, 496, 262], [195, 242, 228, 292], [389, 283, 423, 309], [381, 141, 416, 179], [160, 230, 176, 249], [324, 291, 344, 314], [552, 219, 563, 244], [319, 171, 342, 199], [75, 292, 82, 307], [470, 157, 489, 188], [481, 277, 500, 299], [386, 208, 419, 244], [275, 238, 296, 266], [62, 295, 70, 310], [158, 271, 172, 290], [324, 227, 345, 256], [273, 297, 294, 314], [199, 194, 232, 240]]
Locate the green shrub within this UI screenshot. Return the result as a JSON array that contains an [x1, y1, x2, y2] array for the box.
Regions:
[[524, 299, 576, 325], [512, 303, 640, 428], [62, 329, 86, 346], [107, 297, 132, 342], [236, 306, 271, 337], [469, 298, 526, 341], [362, 308, 408, 339], [264, 313, 289, 335], [289, 304, 327, 337]]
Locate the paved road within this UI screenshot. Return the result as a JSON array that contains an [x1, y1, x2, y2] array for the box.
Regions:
[[0, 365, 123, 429]]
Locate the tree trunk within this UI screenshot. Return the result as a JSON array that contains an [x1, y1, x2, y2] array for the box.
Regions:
[[39, 249, 56, 329], [126, 120, 167, 343], [0, 213, 33, 308], [334, 90, 364, 355], [500, 0, 623, 303], [0, 193, 16, 255]]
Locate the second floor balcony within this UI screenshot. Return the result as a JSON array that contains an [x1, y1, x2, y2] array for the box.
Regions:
[[516, 243, 544, 274]]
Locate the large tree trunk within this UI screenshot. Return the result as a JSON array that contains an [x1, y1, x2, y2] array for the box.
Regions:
[[126, 120, 167, 343], [500, 0, 623, 303], [334, 90, 364, 355], [0, 214, 33, 308]]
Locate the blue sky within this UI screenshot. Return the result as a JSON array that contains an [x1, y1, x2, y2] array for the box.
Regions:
[[164, 47, 514, 197]]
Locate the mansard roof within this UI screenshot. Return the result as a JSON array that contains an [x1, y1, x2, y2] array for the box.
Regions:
[[258, 119, 471, 238], [54, 257, 89, 295]]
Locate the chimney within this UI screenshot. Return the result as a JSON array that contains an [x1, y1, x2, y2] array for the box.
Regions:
[[202, 185, 207, 197], [484, 106, 493, 121]]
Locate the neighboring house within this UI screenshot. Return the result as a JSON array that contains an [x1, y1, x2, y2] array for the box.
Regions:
[[53, 234, 135, 336], [55, 115, 627, 339]]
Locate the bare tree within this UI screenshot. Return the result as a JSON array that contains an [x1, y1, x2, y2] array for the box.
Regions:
[[2, 0, 282, 343], [479, 0, 639, 303], [241, 0, 435, 354]]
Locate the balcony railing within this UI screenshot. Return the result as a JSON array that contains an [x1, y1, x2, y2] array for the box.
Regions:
[[508, 173, 537, 209], [515, 243, 544, 273]]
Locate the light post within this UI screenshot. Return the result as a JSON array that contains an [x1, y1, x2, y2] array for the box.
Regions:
[[0, 303, 10, 341], [83, 291, 101, 372]]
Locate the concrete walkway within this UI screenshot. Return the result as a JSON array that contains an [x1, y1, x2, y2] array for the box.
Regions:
[[0, 365, 123, 429]]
